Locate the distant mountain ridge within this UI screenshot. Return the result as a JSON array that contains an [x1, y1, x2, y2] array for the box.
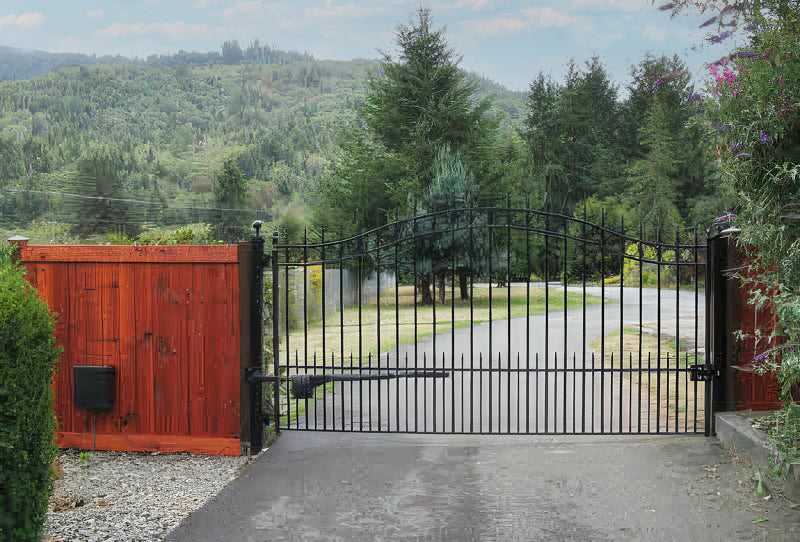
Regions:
[[0, 41, 321, 82], [0, 45, 132, 81]]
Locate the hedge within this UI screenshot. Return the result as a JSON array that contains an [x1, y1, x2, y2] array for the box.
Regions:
[[0, 242, 60, 541]]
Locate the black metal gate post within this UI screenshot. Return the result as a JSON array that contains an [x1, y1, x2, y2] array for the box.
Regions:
[[701, 223, 737, 436], [239, 224, 266, 454]]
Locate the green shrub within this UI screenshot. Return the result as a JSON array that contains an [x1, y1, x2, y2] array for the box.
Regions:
[[0, 242, 60, 541]]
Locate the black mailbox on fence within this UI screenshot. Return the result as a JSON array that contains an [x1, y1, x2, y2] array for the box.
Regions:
[[74, 366, 116, 410]]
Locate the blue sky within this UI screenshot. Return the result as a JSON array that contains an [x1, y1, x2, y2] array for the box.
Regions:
[[0, 1, 736, 92]]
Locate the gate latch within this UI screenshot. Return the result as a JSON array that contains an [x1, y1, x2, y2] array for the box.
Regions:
[[689, 364, 718, 382]]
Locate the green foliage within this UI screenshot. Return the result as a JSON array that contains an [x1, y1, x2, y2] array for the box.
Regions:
[[212, 159, 248, 243], [768, 402, 800, 463], [342, 6, 499, 229], [524, 58, 627, 213], [411, 146, 487, 302], [524, 53, 722, 225], [134, 223, 218, 245], [0, 48, 394, 240], [0, 242, 60, 541], [622, 242, 677, 287], [701, 2, 800, 401]]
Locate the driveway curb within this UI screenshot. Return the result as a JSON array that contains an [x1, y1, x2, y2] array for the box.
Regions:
[[715, 411, 781, 468]]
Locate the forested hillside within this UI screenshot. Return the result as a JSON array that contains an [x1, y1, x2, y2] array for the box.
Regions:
[[0, 30, 729, 245], [0, 40, 528, 243]]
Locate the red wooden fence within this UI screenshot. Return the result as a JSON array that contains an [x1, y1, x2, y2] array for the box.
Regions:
[[734, 279, 783, 410], [17, 240, 245, 455]]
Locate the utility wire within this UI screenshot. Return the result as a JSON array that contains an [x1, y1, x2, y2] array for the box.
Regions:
[[3, 187, 268, 214]]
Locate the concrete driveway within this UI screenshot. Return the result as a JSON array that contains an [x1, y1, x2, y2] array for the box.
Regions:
[[166, 431, 799, 541]]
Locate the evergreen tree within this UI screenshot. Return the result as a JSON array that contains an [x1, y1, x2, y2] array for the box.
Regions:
[[213, 159, 247, 242], [359, 7, 496, 211], [524, 58, 623, 213], [622, 54, 717, 226], [69, 143, 136, 236], [627, 97, 683, 227]]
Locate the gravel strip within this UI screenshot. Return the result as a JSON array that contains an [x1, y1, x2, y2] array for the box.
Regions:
[[45, 449, 253, 542]]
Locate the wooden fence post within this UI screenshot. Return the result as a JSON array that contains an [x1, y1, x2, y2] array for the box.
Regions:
[[7, 235, 29, 262]]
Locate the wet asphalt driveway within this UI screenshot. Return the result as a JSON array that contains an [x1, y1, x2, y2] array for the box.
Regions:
[[166, 431, 799, 541]]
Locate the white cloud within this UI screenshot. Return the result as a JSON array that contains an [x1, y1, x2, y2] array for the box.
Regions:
[[521, 7, 575, 28], [87, 9, 104, 19], [457, 0, 495, 10], [0, 12, 45, 30], [463, 16, 527, 37], [303, 3, 394, 21], [570, 0, 647, 11], [221, 1, 263, 17], [462, 6, 578, 37], [193, 0, 219, 7], [95, 21, 210, 38]]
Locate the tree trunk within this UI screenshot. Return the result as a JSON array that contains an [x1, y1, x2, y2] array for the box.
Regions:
[[438, 273, 446, 305], [459, 271, 469, 300], [419, 276, 433, 305]]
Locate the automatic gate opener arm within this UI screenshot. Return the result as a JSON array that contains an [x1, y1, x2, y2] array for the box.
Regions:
[[245, 369, 450, 400]]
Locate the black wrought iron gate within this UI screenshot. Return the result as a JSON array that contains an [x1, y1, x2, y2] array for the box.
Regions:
[[249, 207, 717, 438]]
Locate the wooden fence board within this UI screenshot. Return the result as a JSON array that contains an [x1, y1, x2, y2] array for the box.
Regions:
[[18, 244, 243, 456]]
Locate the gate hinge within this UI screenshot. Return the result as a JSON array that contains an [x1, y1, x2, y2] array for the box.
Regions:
[[690, 364, 718, 382]]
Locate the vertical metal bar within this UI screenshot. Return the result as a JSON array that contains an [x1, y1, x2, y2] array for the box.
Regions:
[[647, 351, 652, 432], [303, 229, 309, 427], [535, 352, 540, 433], [283, 235, 291, 429], [638, 221, 651, 433], [451, 211, 457, 434], [488, 210, 494, 433], [395, 224, 401, 433], [526, 211, 531, 434], [338, 237, 346, 431], [431, 218, 437, 434], [516, 352, 521, 434], [562, 218, 568, 433], [619, 218, 625, 434], [359, 237, 370, 432], [582, 206, 587, 433], [367, 352, 372, 431], [507, 201, 512, 434], [413, 216, 419, 433], [675, 227, 681, 432], [376, 230, 382, 431], [656, 225, 662, 433], [320, 229, 327, 430], [294, 343, 300, 430], [693, 227, 699, 433], [600, 210, 606, 433], [469, 208, 475, 433], [544, 214, 550, 433], [271, 233, 281, 433]]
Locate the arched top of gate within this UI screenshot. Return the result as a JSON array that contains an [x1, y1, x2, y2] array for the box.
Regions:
[[273, 205, 706, 254]]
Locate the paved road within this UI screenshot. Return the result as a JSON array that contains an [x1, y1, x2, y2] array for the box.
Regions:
[[286, 286, 707, 434], [166, 431, 800, 541]]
